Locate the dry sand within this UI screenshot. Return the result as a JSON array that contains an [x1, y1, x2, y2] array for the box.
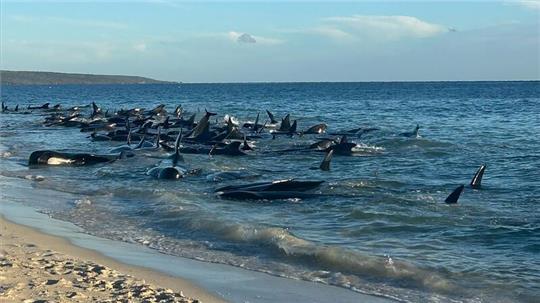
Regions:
[[0, 215, 226, 303]]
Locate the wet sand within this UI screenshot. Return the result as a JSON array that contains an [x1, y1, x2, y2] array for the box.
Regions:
[[0, 215, 225, 303]]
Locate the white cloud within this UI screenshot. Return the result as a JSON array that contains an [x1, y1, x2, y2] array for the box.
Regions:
[[315, 15, 447, 41], [8, 15, 127, 30], [309, 26, 354, 40], [516, 0, 540, 10], [133, 42, 147, 52], [228, 31, 284, 45]]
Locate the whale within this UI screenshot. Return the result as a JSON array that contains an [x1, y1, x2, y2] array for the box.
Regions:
[[445, 185, 465, 204], [309, 139, 335, 150], [319, 149, 333, 171], [177, 141, 246, 156], [186, 110, 217, 142], [27, 102, 50, 110], [266, 110, 278, 124], [147, 132, 202, 180], [215, 179, 324, 193], [29, 150, 131, 166], [209, 141, 247, 156], [302, 123, 327, 135], [91, 102, 102, 118], [324, 135, 357, 155], [470, 164, 486, 189], [271, 120, 297, 137], [278, 114, 291, 131], [241, 136, 254, 151], [217, 190, 320, 200], [242, 113, 264, 132], [400, 124, 420, 138], [215, 179, 324, 200]]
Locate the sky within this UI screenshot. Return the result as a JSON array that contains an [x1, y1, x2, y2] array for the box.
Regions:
[[1, 1, 539, 82]]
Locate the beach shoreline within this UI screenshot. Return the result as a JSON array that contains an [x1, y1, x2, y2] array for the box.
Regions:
[[0, 214, 225, 303], [0, 199, 392, 303]]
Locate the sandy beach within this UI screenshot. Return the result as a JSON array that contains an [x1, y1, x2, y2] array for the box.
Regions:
[[0, 215, 225, 303]]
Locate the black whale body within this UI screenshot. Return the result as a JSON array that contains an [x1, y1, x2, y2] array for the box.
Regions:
[[28, 150, 130, 166]]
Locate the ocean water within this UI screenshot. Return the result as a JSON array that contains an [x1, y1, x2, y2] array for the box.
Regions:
[[0, 82, 539, 302]]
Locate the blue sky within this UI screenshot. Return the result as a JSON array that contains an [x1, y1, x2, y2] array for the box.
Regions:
[[1, 1, 539, 82]]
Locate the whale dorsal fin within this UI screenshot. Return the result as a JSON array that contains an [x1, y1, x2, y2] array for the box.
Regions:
[[320, 149, 334, 171], [445, 185, 465, 204], [470, 164, 487, 189], [254, 112, 260, 131], [288, 120, 297, 136], [242, 136, 253, 151], [174, 129, 185, 166], [266, 110, 278, 124], [280, 114, 291, 131]]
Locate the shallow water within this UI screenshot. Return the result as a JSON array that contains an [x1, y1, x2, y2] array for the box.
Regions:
[[1, 82, 539, 302]]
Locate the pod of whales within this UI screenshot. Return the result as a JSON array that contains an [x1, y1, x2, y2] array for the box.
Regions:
[[4, 100, 488, 203]]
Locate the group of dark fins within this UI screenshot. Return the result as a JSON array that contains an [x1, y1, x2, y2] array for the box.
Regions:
[[445, 164, 487, 204], [9, 101, 487, 203]]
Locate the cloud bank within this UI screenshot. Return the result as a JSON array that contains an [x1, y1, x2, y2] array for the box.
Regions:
[[516, 0, 540, 10], [314, 15, 447, 41]]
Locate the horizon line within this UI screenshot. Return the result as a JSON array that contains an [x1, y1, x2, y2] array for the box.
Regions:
[[1, 69, 538, 84]]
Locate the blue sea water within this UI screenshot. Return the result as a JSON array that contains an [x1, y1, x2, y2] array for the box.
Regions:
[[0, 81, 539, 302]]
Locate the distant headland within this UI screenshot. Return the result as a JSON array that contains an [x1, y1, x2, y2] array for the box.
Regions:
[[0, 70, 178, 85]]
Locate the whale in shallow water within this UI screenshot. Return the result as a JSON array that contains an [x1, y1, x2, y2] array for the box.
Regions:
[[217, 190, 320, 200], [271, 119, 297, 137], [324, 135, 357, 155], [215, 179, 324, 193], [445, 185, 465, 204], [147, 132, 201, 180], [302, 123, 327, 135], [215, 179, 324, 200], [266, 110, 278, 124], [400, 124, 420, 138], [319, 149, 333, 171], [470, 164, 486, 189], [28, 150, 131, 166], [27, 102, 50, 110], [186, 110, 217, 142]]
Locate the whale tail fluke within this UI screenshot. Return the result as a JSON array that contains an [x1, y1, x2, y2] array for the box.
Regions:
[[445, 185, 465, 204], [470, 164, 486, 189]]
